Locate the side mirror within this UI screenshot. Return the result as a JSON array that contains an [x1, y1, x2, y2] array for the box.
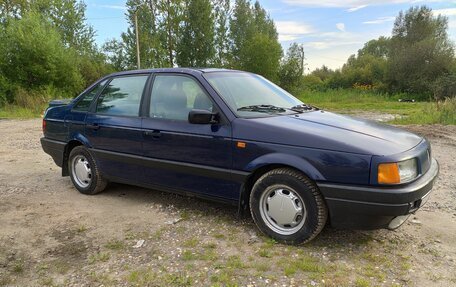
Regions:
[[188, 109, 219, 124]]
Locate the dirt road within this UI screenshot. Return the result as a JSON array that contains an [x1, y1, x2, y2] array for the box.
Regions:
[[0, 119, 455, 286]]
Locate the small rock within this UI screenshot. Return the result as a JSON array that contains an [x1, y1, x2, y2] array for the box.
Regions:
[[133, 239, 145, 248], [248, 231, 259, 244], [410, 219, 422, 225], [166, 218, 183, 225], [310, 280, 317, 286]]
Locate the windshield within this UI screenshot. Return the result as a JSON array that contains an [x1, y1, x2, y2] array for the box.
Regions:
[[204, 72, 304, 118]]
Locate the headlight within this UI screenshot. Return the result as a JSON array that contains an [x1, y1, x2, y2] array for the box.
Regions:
[[378, 158, 417, 184], [398, 158, 418, 182]]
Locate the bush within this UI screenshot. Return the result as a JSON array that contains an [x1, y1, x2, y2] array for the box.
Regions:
[[0, 75, 12, 106], [13, 85, 62, 111], [302, 75, 324, 91], [433, 74, 456, 100], [0, 12, 84, 101]]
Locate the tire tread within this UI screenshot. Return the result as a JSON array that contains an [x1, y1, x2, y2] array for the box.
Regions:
[[249, 167, 327, 244]]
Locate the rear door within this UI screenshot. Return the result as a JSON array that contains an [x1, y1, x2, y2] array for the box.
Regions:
[[85, 74, 150, 182], [141, 73, 238, 201]]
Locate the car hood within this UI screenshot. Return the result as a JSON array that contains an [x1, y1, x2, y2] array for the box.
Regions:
[[232, 110, 422, 156]]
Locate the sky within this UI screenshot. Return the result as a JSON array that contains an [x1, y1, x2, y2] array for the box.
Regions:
[[84, 0, 456, 71]]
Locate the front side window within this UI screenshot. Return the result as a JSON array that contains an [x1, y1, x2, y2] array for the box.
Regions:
[[204, 72, 303, 118], [96, 75, 148, 116], [150, 75, 213, 121], [73, 79, 108, 111]]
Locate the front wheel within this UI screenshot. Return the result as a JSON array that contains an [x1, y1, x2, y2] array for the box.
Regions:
[[249, 168, 328, 244], [68, 146, 107, 195]]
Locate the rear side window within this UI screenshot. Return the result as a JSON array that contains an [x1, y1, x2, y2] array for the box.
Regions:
[[73, 79, 108, 111], [96, 75, 148, 117]]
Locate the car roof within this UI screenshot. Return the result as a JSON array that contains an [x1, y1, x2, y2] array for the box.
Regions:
[[107, 67, 241, 78]]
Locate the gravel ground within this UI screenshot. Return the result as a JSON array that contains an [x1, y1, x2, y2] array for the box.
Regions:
[[0, 118, 455, 287]]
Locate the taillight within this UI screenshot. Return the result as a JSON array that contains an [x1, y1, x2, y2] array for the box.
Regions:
[[42, 119, 46, 133]]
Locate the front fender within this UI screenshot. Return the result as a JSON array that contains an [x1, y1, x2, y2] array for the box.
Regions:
[[236, 152, 325, 218], [244, 153, 325, 181]]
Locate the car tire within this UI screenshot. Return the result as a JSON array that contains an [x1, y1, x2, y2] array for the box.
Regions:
[[249, 168, 327, 244], [68, 146, 107, 195]]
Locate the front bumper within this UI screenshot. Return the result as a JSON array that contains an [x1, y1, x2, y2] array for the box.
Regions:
[[317, 158, 439, 229]]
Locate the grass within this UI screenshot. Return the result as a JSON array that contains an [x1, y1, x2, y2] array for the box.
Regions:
[[12, 260, 24, 273], [297, 89, 456, 125], [0, 104, 45, 118], [128, 269, 192, 287], [88, 252, 110, 264], [298, 89, 426, 115], [392, 97, 456, 125], [104, 239, 125, 250]]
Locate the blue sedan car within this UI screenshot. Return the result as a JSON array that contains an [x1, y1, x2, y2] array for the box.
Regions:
[[41, 68, 439, 244]]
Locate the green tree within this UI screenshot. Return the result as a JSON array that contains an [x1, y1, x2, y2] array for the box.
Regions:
[[311, 65, 334, 82], [1, 0, 97, 54], [241, 33, 282, 81], [279, 43, 305, 91], [0, 0, 28, 24], [387, 6, 455, 96], [38, 0, 96, 54], [229, 0, 282, 80], [159, 0, 184, 66], [102, 39, 129, 71], [121, 0, 183, 68], [177, 0, 215, 67], [324, 36, 390, 90], [229, 0, 252, 64], [0, 12, 83, 99], [122, 0, 167, 69], [212, 0, 231, 67], [358, 36, 390, 58]]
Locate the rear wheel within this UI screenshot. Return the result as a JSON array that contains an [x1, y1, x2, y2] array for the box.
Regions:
[[249, 168, 327, 244], [69, 146, 107, 195]]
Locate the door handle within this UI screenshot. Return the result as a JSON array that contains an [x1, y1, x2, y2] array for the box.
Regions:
[[87, 123, 100, 130], [144, 130, 161, 138]]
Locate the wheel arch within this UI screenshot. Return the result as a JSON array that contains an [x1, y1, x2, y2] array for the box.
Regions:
[[237, 153, 325, 216], [62, 134, 91, 176]]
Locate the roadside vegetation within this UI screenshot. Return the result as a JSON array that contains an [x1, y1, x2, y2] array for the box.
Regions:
[[0, 1, 454, 122], [298, 90, 456, 125]]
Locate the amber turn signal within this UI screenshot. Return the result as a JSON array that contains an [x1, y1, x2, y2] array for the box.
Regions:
[[236, 141, 246, 148], [378, 162, 400, 184]]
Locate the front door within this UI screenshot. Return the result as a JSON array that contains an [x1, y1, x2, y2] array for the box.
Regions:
[[85, 74, 149, 182], [141, 74, 238, 201]]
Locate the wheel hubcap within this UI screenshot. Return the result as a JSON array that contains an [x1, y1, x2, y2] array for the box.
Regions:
[[259, 185, 306, 235], [71, 155, 92, 188]]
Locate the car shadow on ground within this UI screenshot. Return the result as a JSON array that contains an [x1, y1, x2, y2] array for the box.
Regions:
[[98, 182, 384, 248]]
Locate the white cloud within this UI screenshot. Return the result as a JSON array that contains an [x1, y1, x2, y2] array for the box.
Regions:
[[336, 23, 346, 31], [276, 21, 314, 42], [449, 20, 456, 28], [282, 0, 448, 8], [433, 8, 456, 17], [278, 34, 300, 41], [363, 16, 395, 24], [347, 5, 368, 12], [276, 21, 314, 34], [92, 4, 126, 10], [303, 40, 361, 50]]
